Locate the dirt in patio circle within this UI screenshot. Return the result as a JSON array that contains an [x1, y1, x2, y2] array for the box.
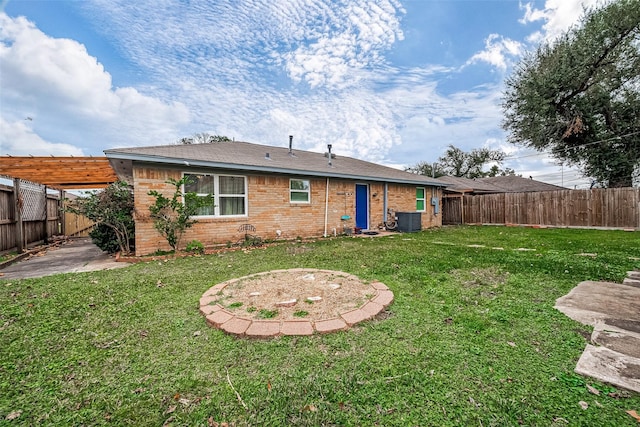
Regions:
[[213, 269, 376, 321]]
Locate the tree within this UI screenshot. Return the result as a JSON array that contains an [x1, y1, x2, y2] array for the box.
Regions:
[[438, 145, 506, 178], [177, 133, 231, 144], [503, 0, 640, 188], [486, 165, 517, 177], [407, 144, 507, 178], [405, 161, 447, 178], [66, 181, 134, 254], [148, 176, 214, 252]]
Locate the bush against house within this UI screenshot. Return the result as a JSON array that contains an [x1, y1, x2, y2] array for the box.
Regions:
[[148, 176, 214, 252]]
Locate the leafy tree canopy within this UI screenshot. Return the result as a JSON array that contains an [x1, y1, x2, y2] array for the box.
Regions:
[[502, 0, 640, 188], [406, 144, 512, 178], [177, 133, 231, 144]]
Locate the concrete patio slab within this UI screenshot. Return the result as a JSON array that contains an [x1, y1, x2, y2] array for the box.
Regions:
[[0, 238, 128, 280]]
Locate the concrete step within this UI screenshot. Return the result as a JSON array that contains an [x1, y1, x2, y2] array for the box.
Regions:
[[554, 281, 640, 326], [592, 327, 640, 359], [622, 278, 640, 288], [627, 271, 640, 280], [575, 345, 640, 393]]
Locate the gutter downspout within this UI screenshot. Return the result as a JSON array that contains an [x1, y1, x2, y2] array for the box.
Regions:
[[324, 177, 330, 237], [383, 182, 389, 222]]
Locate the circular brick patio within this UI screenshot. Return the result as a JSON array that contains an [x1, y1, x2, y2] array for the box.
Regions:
[[199, 268, 394, 337]]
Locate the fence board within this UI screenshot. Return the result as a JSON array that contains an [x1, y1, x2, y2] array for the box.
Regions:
[[0, 179, 94, 252], [443, 196, 463, 225], [453, 188, 639, 229]]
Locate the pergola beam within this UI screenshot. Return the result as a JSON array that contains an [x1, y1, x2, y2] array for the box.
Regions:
[[0, 156, 118, 189]]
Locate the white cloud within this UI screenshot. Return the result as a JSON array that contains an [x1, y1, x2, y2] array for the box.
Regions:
[[0, 13, 190, 152], [0, 117, 84, 156], [281, 1, 405, 89], [60, 0, 409, 157], [519, 0, 614, 42], [80, 0, 404, 91], [519, 2, 549, 24], [0, 0, 599, 191], [466, 34, 523, 71]]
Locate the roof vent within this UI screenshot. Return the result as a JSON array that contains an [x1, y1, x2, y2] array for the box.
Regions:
[[288, 135, 294, 156], [265, 152, 271, 160], [327, 144, 333, 167]]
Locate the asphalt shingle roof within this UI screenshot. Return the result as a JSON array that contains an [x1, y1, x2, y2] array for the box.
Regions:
[[104, 141, 444, 187], [434, 175, 565, 193], [434, 176, 504, 193], [481, 176, 565, 192]]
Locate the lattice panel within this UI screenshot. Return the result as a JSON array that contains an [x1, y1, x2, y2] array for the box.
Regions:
[[18, 179, 46, 221]]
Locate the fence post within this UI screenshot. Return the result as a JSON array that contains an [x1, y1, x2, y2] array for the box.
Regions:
[[13, 178, 23, 253], [59, 190, 66, 236], [461, 195, 465, 224], [43, 186, 49, 244]]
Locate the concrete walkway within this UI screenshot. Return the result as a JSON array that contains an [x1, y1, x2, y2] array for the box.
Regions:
[[555, 274, 640, 393], [0, 238, 128, 280]]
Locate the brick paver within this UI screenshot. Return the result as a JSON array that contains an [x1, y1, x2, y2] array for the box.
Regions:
[[341, 308, 372, 326], [206, 310, 234, 327], [360, 301, 384, 318], [246, 320, 282, 337], [315, 317, 348, 333], [199, 269, 393, 337], [199, 303, 223, 316], [370, 282, 389, 291], [372, 290, 394, 308], [199, 295, 218, 306], [220, 317, 252, 336], [205, 283, 227, 295], [281, 320, 314, 336]]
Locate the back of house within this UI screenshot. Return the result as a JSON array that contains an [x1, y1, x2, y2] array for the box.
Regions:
[[105, 139, 444, 256]]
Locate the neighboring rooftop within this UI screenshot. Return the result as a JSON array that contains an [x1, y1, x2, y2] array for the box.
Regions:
[[481, 175, 565, 192], [434, 176, 504, 194], [104, 141, 445, 187], [435, 175, 566, 194]]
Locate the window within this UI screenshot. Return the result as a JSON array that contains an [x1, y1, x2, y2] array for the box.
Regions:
[[290, 179, 310, 203], [184, 173, 246, 217], [416, 187, 426, 211]]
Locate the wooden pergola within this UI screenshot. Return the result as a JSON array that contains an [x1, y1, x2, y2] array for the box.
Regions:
[[0, 156, 118, 189]]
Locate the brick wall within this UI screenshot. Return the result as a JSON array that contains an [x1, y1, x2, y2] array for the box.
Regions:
[[132, 165, 442, 255]]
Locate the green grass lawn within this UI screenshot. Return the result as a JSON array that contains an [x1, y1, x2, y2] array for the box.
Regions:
[[1, 226, 639, 426]]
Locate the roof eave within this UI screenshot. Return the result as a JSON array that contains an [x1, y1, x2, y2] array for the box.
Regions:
[[104, 151, 446, 187]]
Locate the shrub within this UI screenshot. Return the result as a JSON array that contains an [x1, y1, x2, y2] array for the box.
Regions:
[[66, 181, 135, 254], [185, 240, 205, 254], [89, 224, 123, 254], [148, 177, 214, 252]]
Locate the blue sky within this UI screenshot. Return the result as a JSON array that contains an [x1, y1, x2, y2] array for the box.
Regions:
[[0, 0, 608, 188]]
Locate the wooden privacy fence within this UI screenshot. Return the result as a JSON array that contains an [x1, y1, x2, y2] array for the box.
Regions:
[[0, 178, 94, 253], [443, 188, 640, 229]]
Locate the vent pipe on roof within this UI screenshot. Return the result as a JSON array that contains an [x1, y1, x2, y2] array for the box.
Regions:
[[288, 135, 293, 154], [327, 144, 333, 167]]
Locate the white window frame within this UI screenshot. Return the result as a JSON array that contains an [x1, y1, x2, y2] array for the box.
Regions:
[[290, 178, 311, 204], [416, 187, 426, 212], [183, 173, 248, 218]]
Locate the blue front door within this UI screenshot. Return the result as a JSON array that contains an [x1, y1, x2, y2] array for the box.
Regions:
[[355, 184, 368, 229]]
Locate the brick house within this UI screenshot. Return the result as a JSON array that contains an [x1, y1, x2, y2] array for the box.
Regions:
[[105, 140, 444, 256]]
